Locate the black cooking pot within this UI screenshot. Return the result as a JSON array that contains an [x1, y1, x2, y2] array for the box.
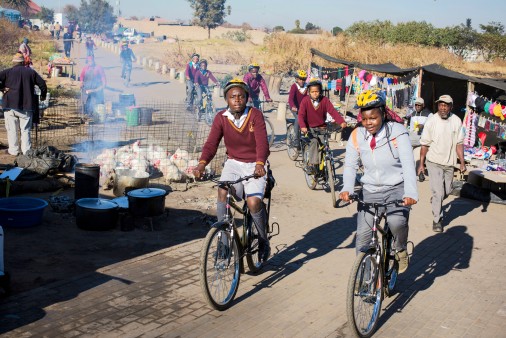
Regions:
[[75, 198, 119, 230], [127, 188, 168, 217]]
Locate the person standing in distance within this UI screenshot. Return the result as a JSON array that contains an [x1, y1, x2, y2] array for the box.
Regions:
[[0, 53, 47, 155]]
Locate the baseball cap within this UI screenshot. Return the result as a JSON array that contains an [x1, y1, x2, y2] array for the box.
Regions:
[[12, 52, 24, 63], [436, 95, 453, 104], [415, 97, 424, 105]]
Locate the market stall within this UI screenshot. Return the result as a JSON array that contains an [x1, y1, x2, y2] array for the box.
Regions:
[[48, 53, 75, 79]]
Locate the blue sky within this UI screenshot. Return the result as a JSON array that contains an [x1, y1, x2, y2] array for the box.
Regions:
[[37, 0, 505, 31]]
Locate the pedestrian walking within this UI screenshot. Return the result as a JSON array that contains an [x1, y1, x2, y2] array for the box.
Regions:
[[418, 95, 466, 232], [0, 53, 47, 156], [63, 29, 73, 57]]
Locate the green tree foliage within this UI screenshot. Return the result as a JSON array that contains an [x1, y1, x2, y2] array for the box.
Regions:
[[332, 26, 343, 36], [273, 25, 285, 32], [64, 4, 79, 24], [479, 21, 504, 35], [37, 6, 54, 23], [345, 19, 506, 60], [289, 19, 305, 34], [78, 0, 116, 34], [187, 0, 230, 39], [305, 22, 320, 32]]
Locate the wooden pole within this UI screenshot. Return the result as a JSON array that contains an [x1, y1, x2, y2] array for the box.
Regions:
[[417, 68, 423, 97], [343, 65, 356, 117]]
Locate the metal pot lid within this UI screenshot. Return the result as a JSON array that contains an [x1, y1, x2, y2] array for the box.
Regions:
[[75, 198, 119, 210], [127, 187, 167, 198], [111, 196, 129, 209]]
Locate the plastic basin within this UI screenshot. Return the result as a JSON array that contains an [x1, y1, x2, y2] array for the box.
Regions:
[[0, 197, 48, 228]]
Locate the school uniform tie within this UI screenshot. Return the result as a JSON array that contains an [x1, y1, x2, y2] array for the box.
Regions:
[[370, 135, 376, 150]]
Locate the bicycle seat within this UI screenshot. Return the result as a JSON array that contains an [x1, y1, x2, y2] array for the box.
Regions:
[[286, 118, 295, 124]]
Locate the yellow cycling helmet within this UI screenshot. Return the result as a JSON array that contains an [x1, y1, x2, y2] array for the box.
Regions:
[[120, 40, 128, 46], [223, 78, 250, 99], [356, 89, 386, 110], [248, 62, 260, 71], [295, 69, 308, 80]]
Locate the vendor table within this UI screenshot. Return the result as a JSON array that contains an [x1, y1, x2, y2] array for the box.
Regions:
[[467, 169, 506, 193], [52, 62, 75, 79]]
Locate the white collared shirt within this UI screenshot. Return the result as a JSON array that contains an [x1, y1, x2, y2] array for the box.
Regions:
[[296, 83, 307, 94], [365, 124, 386, 145], [223, 108, 249, 128]]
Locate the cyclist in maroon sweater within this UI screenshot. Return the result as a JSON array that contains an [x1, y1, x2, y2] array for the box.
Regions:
[[288, 70, 308, 149], [298, 78, 347, 169], [194, 79, 271, 262]]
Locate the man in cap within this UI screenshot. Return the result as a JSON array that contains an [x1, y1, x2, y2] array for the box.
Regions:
[[406, 97, 432, 147], [418, 95, 466, 232], [0, 53, 47, 156]]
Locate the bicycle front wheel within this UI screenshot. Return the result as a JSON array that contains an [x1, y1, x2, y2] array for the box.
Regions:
[[200, 227, 241, 311], [346, 251, 383, 338], [265, 118, 275, 148], [286, 124, 299, 161], [326, 159, 337, 208], [302, 144, 317, 190]]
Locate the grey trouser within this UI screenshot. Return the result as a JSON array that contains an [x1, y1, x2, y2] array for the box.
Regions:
[[426, 161, 454, 224], [356, 183, 410, 254], [185, 80, 195, 107]]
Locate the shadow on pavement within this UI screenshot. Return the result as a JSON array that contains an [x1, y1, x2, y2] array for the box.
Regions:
[[0, 206, 210, 333], [378, 225, 473, 329], [234, 215, 357, 304]]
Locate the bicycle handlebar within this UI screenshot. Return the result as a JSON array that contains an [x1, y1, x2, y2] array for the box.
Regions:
[[213, 174, 258, 187], [348, 194, 404, 208]]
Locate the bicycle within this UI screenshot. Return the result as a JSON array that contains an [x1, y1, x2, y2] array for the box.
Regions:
[[343, 194, 411, 338], [199, 170, 279, 311], [300, 124, 342, 208], [194, 85, 216, 126], [286, 113, 299, 161]]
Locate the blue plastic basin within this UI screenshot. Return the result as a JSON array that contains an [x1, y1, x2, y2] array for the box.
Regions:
[[0, 197, 48, 228]]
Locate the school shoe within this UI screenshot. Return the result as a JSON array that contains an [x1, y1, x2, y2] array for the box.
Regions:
[[258, 240, 271, 263], [395, 250, 409, 273], [433, 221, 443, 233]]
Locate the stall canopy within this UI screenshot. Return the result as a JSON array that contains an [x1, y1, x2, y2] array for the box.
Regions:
[[310, 48, 506, 115]]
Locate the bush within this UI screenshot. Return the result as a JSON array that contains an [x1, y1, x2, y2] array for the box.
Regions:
[[221, 30, 250, 42]]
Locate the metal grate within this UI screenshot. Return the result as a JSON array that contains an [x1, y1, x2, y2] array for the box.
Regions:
[[34, 98, 226, 179]]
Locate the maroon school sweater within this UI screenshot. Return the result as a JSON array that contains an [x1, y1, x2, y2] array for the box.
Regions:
[[298, 95, 345, 129], [199, 107, 270, 165], [288, 83, 307, 111]]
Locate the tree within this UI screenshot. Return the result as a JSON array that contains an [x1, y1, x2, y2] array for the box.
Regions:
[[305, 22, 320, 31], [187, 0, 230, 39], [64, 4, 79, 24], [479, 21, 504, 35], [37, 6, 55, 24], [1, 0, 29, 16], [273, 25, 285, 32], [332, 26, 343, 36], [290, 19, 305, 34], [78, 0, 116, 34]]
